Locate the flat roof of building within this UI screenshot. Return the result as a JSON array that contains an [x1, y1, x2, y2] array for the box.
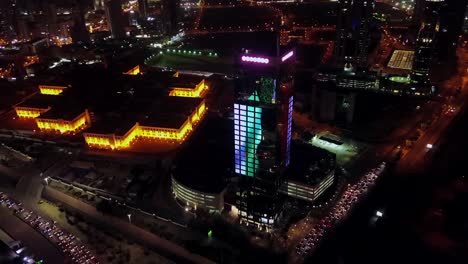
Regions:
[[11, 65, 206, 140], [85, 97, 203, 134], [139, 114, 189, 129], [387, 50, 414, 70], [15, 94, 57, 109], [38, 104, 85, 121], [148, 97, 203, 116], [85, 118, 137, 136], [169, 74, 205, 89], [172, 116, 233, 193], [286, 142, 336, 185]]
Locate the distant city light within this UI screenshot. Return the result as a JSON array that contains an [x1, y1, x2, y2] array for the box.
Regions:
[[376, 210, 383, 217], [426, 144, 433, 149], [281, 50, 294, 62], [241, 55, 269, 64]]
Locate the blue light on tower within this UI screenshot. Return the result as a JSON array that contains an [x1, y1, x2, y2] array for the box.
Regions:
[[286, 96, 293, 166], [234, 92, 263, 177]]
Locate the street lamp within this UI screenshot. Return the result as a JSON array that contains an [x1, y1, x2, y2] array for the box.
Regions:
[[376, 210, 383, 218], [127, 214, 132, 224], [426, 144, 433, 149]]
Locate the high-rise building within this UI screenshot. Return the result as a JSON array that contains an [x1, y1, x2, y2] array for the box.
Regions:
[[235, 43, 294, 231], [161, 0, 178, 35], [138, 0, 149, 18], [0, 0, 17, 39], [105, 0, 126, 39], [44, 0, 58, 37], [94, 0, 105, 10], [464, 4, 468, 34], [411, 0, 445, 85], [15, 16, 30, 40], [413, 0, 426, 25], [334, 0, 374, 69], [71, 0, 91, 44], [436, 0, 468, 60]]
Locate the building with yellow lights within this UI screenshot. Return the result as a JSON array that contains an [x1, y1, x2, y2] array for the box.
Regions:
[[83, 97, 207, 150], [8, 67, 210, 152], [124, 65, 141, 75], [39, 85, 68, 95], [170, 117, 232, 213], [36, 108, 91, 134], [168, 72, 209, 98], [14, 94, 56, 119]]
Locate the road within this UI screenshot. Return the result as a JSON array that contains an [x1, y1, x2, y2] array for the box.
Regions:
[[305, 44, 468, 263], [307, 93, 468, 264], [0, 207, 64, 264], [43, 187, 215, 264], [294, 43, 468, 263], [397, 47, 468, 174]]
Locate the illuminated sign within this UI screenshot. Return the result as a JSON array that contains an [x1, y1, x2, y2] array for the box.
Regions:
[[281, 51, 294, 62], [241, 55, 270, 64]]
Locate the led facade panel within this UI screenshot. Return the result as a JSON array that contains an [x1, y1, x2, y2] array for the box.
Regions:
[[234, 102, 263, 177], [281, 51, 294, 62], [241, 55, 270, 64]]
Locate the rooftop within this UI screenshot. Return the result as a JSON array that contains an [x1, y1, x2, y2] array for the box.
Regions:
[[16, 94, 58, 109], [38, 103, 86, 121], [85, 97, 203, 134], [169, 74, 205, 89], [172, 116, 233, 193], [147, 96, 203, 116], [286, 142, 336, 186], [85, 118, 137, 136], [139, 114, 189, 129], [387, 50, 414, 71]]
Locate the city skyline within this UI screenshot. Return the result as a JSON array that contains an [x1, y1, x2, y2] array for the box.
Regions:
[[0, 0, 467, 264]]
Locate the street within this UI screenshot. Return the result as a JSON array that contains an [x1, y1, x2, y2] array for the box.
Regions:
[[0, 207, 64, 264]]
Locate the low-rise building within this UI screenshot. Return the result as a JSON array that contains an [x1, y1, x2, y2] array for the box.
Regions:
[[171, 117, 233, 213], [280, 142, 336, 203]]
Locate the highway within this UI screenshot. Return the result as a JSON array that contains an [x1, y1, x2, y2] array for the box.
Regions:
[[0, 207, 64, 264], [397, 46, 468, 174], [296, 44, 468, 263]]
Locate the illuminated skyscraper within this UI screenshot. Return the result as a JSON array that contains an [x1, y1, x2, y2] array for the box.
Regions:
[[411, 0, 445, 85], [235, 44, 294, 231], [334, 0, 374, 69], [105, 0, 126, 39]]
